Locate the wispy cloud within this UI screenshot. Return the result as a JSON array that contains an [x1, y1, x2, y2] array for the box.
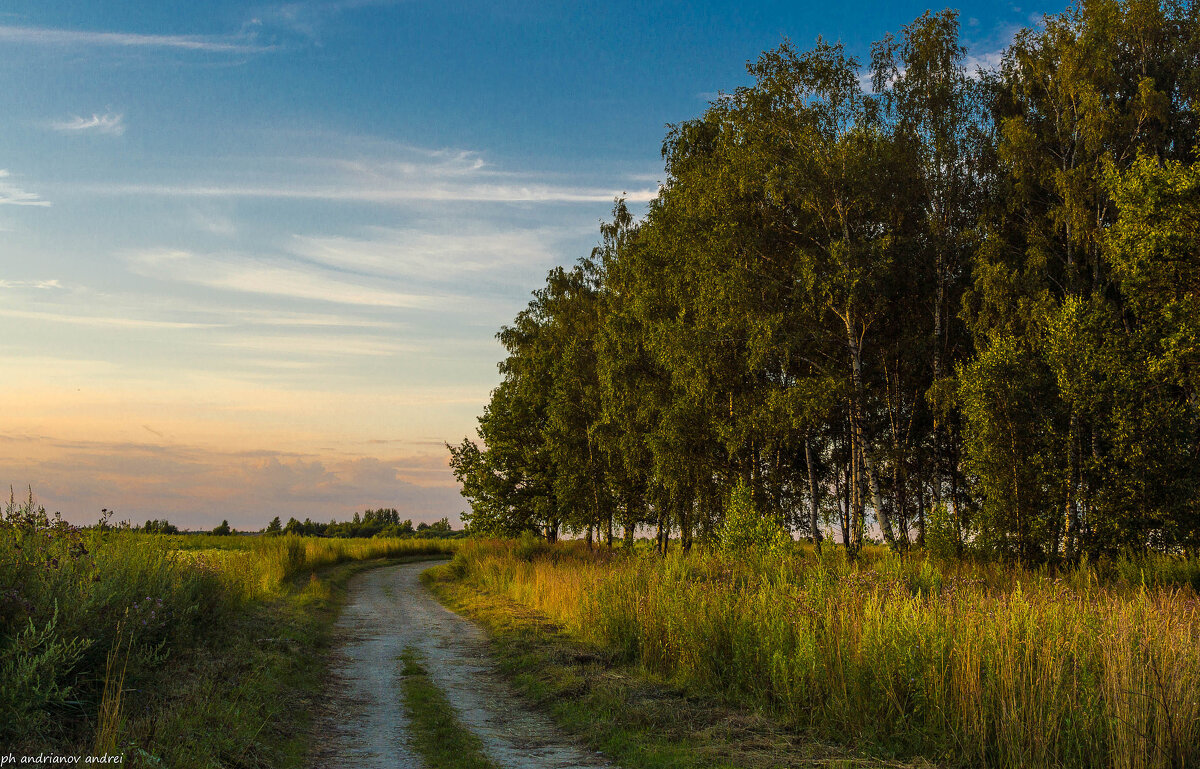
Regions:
[[0, 307, 222, 330], [53, 138, 657, 206], [187, 207, 238, 237], [0, 24, 273, 53], [227, 307, 397, 329], [0, 170, 50, 207], [963, 20, 1023, 77], [965, 48, 1005, 75], [290, 225, 563, 280], [92, 180, 658, 204], [0, 279, 62, 289], [127, 249, 447, 308], [50, 112, 125, 136], [248, 0, 401, 43], [212, 332, 426, 358]]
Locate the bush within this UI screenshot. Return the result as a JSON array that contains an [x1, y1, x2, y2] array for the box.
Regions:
[[718, 480, 791, 559], [514, 530, 551, 562], [0, 607, 89, 739], [924, 502, 961, 560]]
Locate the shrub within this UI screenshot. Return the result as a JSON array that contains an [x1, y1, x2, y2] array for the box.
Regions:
[[718, 480, 792, 559]]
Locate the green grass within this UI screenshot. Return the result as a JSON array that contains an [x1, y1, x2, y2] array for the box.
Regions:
[[398, 646, 499, 769], [423, 561, 909, 769], [120, 554, 447, 768]]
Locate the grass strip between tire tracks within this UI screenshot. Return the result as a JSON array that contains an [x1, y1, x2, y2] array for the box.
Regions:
[[398, 645, 500, 769]]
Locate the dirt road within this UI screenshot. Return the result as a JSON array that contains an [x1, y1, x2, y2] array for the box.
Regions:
[[313, 560, 609, 769]]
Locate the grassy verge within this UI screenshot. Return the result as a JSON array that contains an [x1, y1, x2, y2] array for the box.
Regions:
[[119, 554, 448, 768], [422, 561, 906, 769], [0, 493, 457, 766], [397, 646, 499, 769], [432, 539, 1200, 769]]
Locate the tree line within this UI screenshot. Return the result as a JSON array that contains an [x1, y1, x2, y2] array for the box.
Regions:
[[263, 510, 458, 538], [450, 0, 1200, 561], [129, 509, 461, 538]]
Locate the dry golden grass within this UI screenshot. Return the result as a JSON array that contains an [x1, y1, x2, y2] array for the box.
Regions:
[[450, 539, 1200, 768]]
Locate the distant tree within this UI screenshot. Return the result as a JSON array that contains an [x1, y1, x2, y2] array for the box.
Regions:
[[211, 519, 232, 536], [139, 518, 178, 534], [265, 516, 282, 534]]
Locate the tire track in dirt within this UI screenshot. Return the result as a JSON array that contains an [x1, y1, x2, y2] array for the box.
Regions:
[[315, 561, 609, 769]]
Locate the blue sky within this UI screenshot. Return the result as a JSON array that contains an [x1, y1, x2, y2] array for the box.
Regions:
[[0, 0, 1061, 529]]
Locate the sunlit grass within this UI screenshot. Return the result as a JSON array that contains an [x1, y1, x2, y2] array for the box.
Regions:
[[449, 539, 1200, 768], [1, 494, 457, 758]]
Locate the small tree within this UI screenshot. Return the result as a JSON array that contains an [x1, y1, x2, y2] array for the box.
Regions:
[[265, 516, 282, 535], [211, 520, 231, 536]]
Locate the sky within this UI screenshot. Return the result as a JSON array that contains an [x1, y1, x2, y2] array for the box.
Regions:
[[1, 0, 1062, 531]]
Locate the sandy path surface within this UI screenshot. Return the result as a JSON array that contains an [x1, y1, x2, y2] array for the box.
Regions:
[[313, 561, 609, 769]]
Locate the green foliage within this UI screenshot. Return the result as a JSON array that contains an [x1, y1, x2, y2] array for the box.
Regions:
[[958, 333, 1063, 559], [139, 519, 178, 535], [0, 491, 231, 747], [451, 0, 1200, 562], [513, 530, 551, 562], [0, 607, 89, 740], [265, 510, 458, 539], [924, 503, 961, 560], [717, 481, 791, 559]]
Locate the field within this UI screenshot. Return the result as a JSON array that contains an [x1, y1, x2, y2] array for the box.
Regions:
[[0, 494, 456, 764], [437, 537, 1200, 769], [7, 485, 1200, 768]]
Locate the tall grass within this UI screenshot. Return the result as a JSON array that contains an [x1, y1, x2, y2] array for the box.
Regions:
[[0, 493, 456, 750], [451, 539, 1200, 769], [247, 534, 455, 595]]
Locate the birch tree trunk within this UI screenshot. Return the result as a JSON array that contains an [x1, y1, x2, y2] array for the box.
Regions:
[[845, 310, 899, 549]]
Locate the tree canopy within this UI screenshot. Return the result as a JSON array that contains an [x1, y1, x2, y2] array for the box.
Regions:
[[451, 0, 1200, 560]]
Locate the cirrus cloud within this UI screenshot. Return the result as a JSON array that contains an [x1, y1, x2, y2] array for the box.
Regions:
[[50, 112, 125, 136], [0, 24, 273, 54], [0, 170, 50, 207]]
